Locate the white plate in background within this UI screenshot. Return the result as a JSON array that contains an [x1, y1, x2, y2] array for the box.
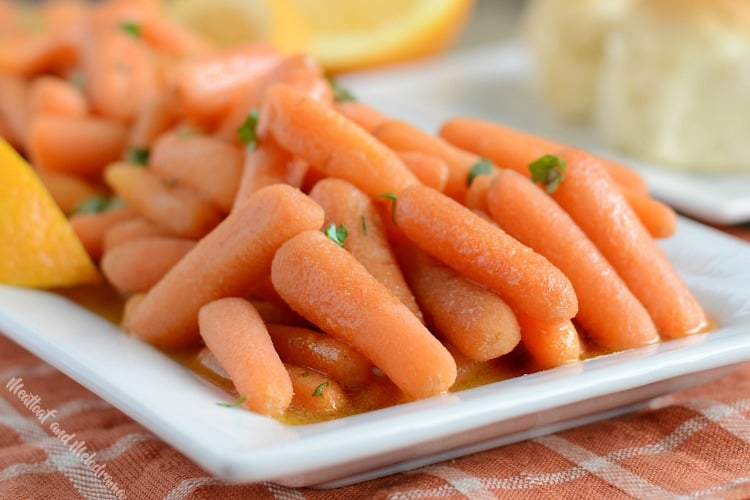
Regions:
[[1, 218, 750, 487], [339, 41, 750, 225]]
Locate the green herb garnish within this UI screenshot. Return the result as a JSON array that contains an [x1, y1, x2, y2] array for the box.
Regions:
[[466, 158, 493, 186], [529, 154, 567, 194], [71, 195, 123, 215], [379, 192, 397, 220], [325, 223, 348, 247], [161, 178, 178, 189], [361, 215, 367, 235], [327, 76, 356, 102], [217, 395, 246, 408], [312, 382, 329, 397], [126, 147, 150, 166], [119, 21, 142, 38], [237, 109, 260, 149]]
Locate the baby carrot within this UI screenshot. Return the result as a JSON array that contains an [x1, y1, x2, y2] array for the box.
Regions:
[[266, 324, 373, 389], [464, 172, 494, 213], [27, 76, 88, 118], [260, 83, 419, 198], [102, 216, 164, 251], [285, 364, 348, 417], [101, 236, 195, 294], [309, 178, 423, 322], [69, 204, 138, 261], [487, 169, 659, 352], [128, 92, 179, 150], [0, 31, 78, 78], [620, 187, 677, 239], [554, 148, 708, 338], [149, 131, 243, 212], [333, 100, 387, 132], [397, 151, 450, 192], [199, 297, 293, 417], [104, 162, 223, 239], [372, 119, 486, 202], [248, 299, 309, 328], [396, 243, 521, 361], [393, 183, 578, 322], [271, 230, 456, 400], [36, 169, 102, 215], [515, 312, 582, 370], [124, 184, 324, 348], [27, 115, 128, 178], [0, 73, 30, 150], [439, 117, 649, 195]]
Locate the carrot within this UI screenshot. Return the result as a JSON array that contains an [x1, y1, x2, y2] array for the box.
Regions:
[[139, 14, 212, 58], [260, 83, 419, 198], [266, 324, 373, 389], [308, 178, 423, 322], [214, 53, 333, 143], [396, 243, 521, 361], [397, 151, 450, 192], [0, 72, 30, 150], [554, 148, 708, 338], [333, 100, 387, 132], [27, 115, 128, 177], [0, 32, 78, 78], [198, 297, 293, 417], [439, 117, 649, 195], [104, 162, 223, 239], [101, 236, 195, 294], [248, 299, 309, 328], [102, 216, 164, 251], [464, 172, 494, 213], [372, 119, 489, 202], [285, 364, 348, 417], [128, 92, 179, 150], [392, 183, 578, 322], [35, 169, 102, 215], [69, 204, 138, 260], [487, 169, 659, 352], [124, 184, 324, 348], [173, 42, 281, 126], [231, 137, 307, 211], [515, 312, 582, 370], [271, 230, 456, 399], [149, 131, 243, 212], [27, 76, 88, 118], [620, 187, 677, 239]]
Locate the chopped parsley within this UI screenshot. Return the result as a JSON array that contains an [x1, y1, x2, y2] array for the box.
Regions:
[[71, 195, 123, 215], [466, 158, 493, 186], [217, 395, 246, 408], [379, 192, 397, 220], [312, 382, 329, 397], [126, 147, 149, 166], [361, 215, 367, 235], [327, 76, 356, 102], [237, 109, 260, 149], [529, 154, 567, 194], [324, 223, 348, 247], [119, 21, 142, 38]]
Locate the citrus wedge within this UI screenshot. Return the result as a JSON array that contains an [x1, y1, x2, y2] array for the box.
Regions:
[[0, 139, 99, 288], [287, 0, 476, 72], [164, 0, 310, 54]]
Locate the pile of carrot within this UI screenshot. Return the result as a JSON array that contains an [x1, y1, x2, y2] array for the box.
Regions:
[[1, 0, 710, 422]]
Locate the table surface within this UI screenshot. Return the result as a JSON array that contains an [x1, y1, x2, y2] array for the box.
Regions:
[[4, 1, 750, 498]]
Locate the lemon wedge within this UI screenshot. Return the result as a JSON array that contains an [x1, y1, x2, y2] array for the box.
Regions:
[[164, 0, 310, 54], [0, 139, 99, 288], [288, 0, 476, 72]]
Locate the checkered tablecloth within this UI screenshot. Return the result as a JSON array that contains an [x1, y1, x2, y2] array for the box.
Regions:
[[2, 224, 750, 499]]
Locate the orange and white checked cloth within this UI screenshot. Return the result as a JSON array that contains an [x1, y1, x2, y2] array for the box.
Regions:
[[2, 225, 750, 499]]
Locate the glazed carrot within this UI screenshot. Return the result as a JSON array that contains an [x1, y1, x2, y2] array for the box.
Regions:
[[140, 14, 212, 58], [231, 137, 307, 210], [124, 184, 324, 348], [82, 30, 163, 123], [249, 273, 287, 306], [215, 53, 333, 143], [515, 312, 582, 370], [27, 76, 88, 118], [285, 364, 348, 417], [464, 172, 494, 213], [372, 119, 489, 202], [101, 236, 195, 294], [620, 187, 677, 239], [271, 230, 456, 399], [0, 32, 78, 77], [104, 162, 223, 239], [397, 151, 450, 192], [149, 131, 243, 212], [333, 100, 387, 132], [266, 324, 373, 389], [36, 169, 102, 215], [439, 117, 649, 195], [199, 297, 293, 417], [487, 169, 659, 351], [260, 83, 419, 198], [396, 243, 521, 361], [70, 204, 138, 260], [102, 216, 164, 251], [248, 299, 309, 328], [554, 149, 708, 338], [0, 73, 29, 150], [173, 43, 281, 125], [393, 183, 578, 322], [309, 178, 423, 322], [128, 92, 179, 149], [27, 115, 128, 177]]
